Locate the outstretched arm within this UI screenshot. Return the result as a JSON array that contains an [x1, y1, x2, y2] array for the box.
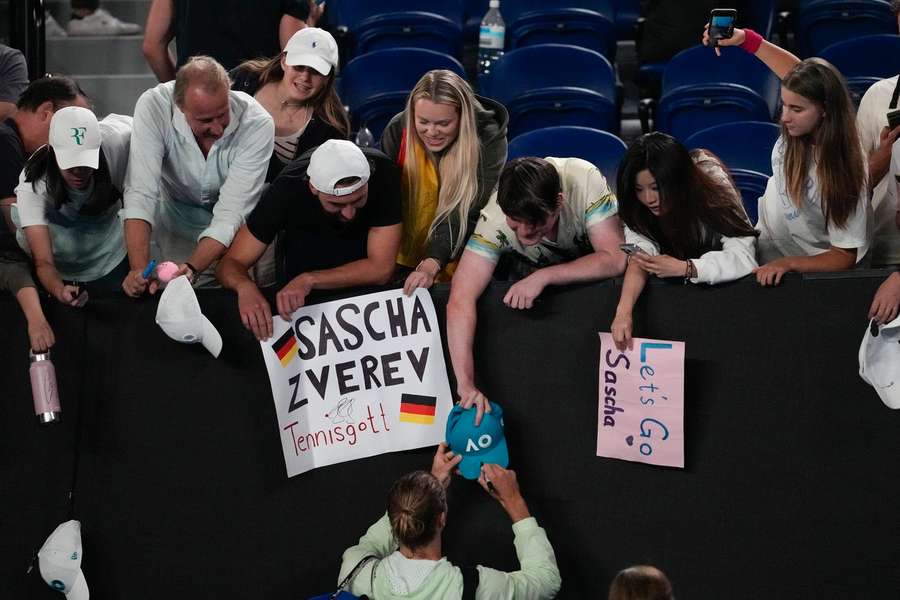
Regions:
[[703, 26, 801, 80], [446, 250, 496, 426], [142, 0, 176, 82]]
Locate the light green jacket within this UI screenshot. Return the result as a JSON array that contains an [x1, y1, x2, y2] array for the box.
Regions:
[[338, 513, 561, 599]]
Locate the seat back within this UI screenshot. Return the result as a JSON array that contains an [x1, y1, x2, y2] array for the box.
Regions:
[[507, 126, 627, 187], [340, 48, 466, 140], [683, 121, 781, 176], [353, 12, 463, 57], [662, 46, 781, 115], [730, 169, 769, 225], [482, 44, 618, 138], [506, 8, 617, 59], [795, 0, 896, 57], [332, 0, 463, 29]]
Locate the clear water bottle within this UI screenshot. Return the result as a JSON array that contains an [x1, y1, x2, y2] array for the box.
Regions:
[[30, 349, 61, 424], [478, 0, 505, 78], [355, 124, 375, 148]]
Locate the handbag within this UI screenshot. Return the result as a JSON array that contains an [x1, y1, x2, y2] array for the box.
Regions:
[[308, 555, 379, 600]]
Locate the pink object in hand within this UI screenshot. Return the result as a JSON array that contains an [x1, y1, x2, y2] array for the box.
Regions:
[[156, 261, 181, 283]]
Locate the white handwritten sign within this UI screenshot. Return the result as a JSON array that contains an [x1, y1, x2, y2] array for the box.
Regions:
[[596, 333, 685, 468], [261, 289, 453, 477]]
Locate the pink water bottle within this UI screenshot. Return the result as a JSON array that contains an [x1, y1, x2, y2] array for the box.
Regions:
[[29, 350, 61, 424]]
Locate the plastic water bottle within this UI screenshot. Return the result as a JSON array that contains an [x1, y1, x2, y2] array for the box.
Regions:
[[355, 125, 375, 148], [478, 0, 505, 78], [30, 350, 61, 424]]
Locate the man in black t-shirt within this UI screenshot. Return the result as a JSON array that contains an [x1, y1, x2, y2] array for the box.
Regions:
[[142, 0, 319, 82], [216, 140, 402, 341]]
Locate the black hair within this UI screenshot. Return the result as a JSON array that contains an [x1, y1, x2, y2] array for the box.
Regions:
[[496, 157, 561, 225], [16, 75, 87, 111], [616, 132, 757, 259], [23, 146, 120, 215]]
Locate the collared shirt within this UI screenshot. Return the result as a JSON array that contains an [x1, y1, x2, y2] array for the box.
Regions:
[[122, 81, 274, 247], [466, 157, 618, 267]]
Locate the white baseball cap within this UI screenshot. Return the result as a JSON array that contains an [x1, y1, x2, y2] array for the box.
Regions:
[[155, 275, 223, 358], [859, 316, 900, 409], [49, 106, 101, 170], [307, 139, 371, 196], [284, 27, 339, 76], [38, 520, 89, 600]]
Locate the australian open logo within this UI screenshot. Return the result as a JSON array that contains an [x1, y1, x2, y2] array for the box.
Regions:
[[70, 127, 87, 146]]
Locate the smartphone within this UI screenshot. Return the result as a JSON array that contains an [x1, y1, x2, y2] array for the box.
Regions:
[[888, 109, 900, 131], [709, 8, 737, 47], [620, 243, 647, 256]]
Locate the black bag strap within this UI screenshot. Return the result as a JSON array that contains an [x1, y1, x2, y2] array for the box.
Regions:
[[331, 555, 378, 600], [460, 564, 480, 600], [890, 75, 900, 109]]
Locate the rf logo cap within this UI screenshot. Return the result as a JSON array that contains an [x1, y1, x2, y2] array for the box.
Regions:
[[49, 106, 101, 171]]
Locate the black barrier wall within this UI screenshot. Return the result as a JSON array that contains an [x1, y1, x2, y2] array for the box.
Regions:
[[2, 274, 900, 599]]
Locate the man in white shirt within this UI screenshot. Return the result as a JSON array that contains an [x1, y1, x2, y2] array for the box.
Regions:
[[446, 157, 625, 425], [122, 55, 274, 295], [859, 1, 900, 322]]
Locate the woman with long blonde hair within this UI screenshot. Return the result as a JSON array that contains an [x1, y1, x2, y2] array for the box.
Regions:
[[705, 25, 869, 286], [231, 27, 349, 182], [381, 69, 508, 293]]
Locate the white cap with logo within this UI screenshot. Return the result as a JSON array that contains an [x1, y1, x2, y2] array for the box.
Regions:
[[155, 275, 223, 357], [38, 520, 89, 600], [307, 139, 371, 196], [860, 315, 900, 409], [50, 106, 101, 171], [284, 27, 339, 76]]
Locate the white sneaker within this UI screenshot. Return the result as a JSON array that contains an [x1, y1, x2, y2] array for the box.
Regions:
[[45, 12, 68, 38], [66, 8, 142, 36]]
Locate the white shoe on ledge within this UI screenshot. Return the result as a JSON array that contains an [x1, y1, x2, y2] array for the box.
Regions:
[[66, 8, 142, 36]]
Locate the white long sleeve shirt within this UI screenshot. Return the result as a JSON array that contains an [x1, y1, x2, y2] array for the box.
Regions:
[[122, 81, 274, 247]]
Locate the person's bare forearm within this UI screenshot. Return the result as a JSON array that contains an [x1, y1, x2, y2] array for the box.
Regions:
[[753, 39, 801, 80], [779, 248, 856, 273], [537, 250, 625, 287], [446, 296, 478, 391], [615, 261, 650, 317], [186, 237, 228, 273], [869, 152, 891, 191], [144, 47, 175, 82], [125, 219, 152, 270], [34, 259, 64, 297], [216, 255, 256, 292], [301, 257, 395, 291]]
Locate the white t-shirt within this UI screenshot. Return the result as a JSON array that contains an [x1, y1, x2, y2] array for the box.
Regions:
[[624, 151, 757, 284], [13, 114, 132, 281], [856, 75, 900, 265], [466, 157, 618, 266], [756, 136, 871, 264]]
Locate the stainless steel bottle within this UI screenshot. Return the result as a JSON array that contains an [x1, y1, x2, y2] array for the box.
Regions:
[[29, 350, 61, 424]]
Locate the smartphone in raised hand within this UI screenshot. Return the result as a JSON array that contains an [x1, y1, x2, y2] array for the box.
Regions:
[[709, 8, 738, 47]]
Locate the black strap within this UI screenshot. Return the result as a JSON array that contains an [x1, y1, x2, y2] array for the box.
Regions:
[[890, 75, 900, 109], [332, 555, 377, 599], [460, 565, 480, 600]]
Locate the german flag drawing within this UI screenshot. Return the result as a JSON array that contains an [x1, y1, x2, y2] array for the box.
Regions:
[[399, 393, 437, 425], [271, 328, 298, 367]]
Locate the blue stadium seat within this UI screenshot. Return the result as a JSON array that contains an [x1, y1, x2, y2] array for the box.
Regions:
[[741, 0, 778, 39], [729, 169, 768, 225], [794, 0, 896, 58], [339, 48, 466, 141], [614, 0, 640, 40], [656, 46, 780, 142], [332, 0, 463, 30], [481, 44, 618, 139], [464, 0, 489, 40], [330, 1, 464, 58], [683, 121, 781, 176], [818, 34, 900, 105], [502, 0, 617, 60], [506, 126, 628, 189]]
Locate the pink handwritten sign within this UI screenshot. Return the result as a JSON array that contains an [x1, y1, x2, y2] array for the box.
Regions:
[[596, 333, 685, 468]]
